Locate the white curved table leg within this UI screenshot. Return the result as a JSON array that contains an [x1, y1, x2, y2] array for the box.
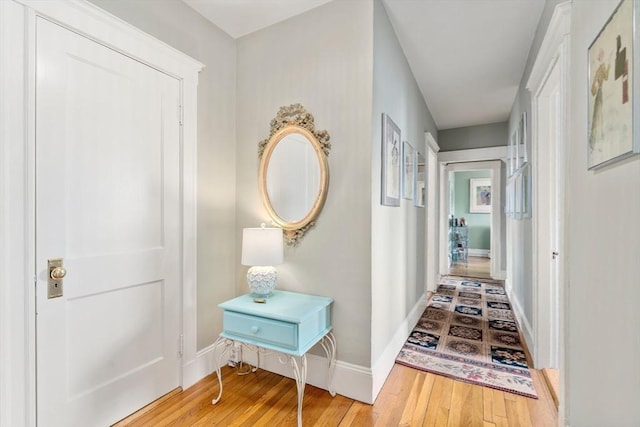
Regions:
[[289, 355, 307, 427], [211, 337, 233, 404], [319, 332, 337, 396]]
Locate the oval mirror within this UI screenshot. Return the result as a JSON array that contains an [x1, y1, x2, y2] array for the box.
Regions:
[[258, 105, 330, 245]]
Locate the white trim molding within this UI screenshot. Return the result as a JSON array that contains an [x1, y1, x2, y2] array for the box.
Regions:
[[0, 1, 203, 425], [526, 1, 571, 92], [468, 249, 490, 258], [526, 2, 570, 426], [0, 2, 33, 425], [507, 287, 534, 361], [242, 352, 375, 404], [425, 131, 440, 153], [191, 334, 383, 405], [438, 146, 507, 164], [370, 293, 427, 403]]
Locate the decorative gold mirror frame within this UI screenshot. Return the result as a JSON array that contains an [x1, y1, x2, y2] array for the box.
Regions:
[[258, 104, 331, 245]]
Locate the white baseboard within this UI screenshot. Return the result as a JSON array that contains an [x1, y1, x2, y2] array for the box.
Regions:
[[184, 294, 429, 405], [371, 293, 428, 402], [468, 249, 490, 258], [183, 343, 223, 389], [493, 270, 507, 281], [508, 289, 534, 360], [183, 338, 376, 404], [245, 351, 374, 404]]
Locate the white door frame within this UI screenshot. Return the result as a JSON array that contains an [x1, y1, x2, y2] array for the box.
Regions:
[[438, 147, 507, 281], [526, 2, 570, 425], [425, 133, 440, 293], [0, 1, 203, 425]]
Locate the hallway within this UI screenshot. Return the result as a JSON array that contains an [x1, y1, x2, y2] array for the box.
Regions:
[[448, 256, 491, 279]]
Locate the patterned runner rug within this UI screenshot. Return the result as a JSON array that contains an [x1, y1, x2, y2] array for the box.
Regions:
[[396, 276, 538, 398]]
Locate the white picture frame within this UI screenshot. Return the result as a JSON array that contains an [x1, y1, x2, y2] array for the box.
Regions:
[[381, 113, 401, 206], [402, 141, 415, 200], [469, 178, 491, 213], [414, 151, 426, 207]]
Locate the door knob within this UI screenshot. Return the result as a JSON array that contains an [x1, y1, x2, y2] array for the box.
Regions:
[[50, 266, 66, 280], [48, 258, 65, 299]]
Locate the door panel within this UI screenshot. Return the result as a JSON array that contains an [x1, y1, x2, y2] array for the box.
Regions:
[[36, 17, 181, 427], [535, 56, 561, 369]]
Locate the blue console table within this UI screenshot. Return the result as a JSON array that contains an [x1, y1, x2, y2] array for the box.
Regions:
[[211, 290, 336, 427]]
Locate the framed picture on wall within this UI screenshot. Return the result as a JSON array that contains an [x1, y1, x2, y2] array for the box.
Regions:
[[402, 141, 415, 200], [514, 171, 523, 219], [469, 178, 491, 213], [381, 113, 401, 206], [505, 178, 514, 217], [414, 151, 426, 207], [587, 0, 640, 169], [518, 112, 528, 168], [508, 127, 518, 176]]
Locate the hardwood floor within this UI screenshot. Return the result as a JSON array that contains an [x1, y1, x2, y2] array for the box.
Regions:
[[115, 271, 556, 426], [449, 256, 491, 279], [542, 368, 560, 409], [114, 363, 557, 426]]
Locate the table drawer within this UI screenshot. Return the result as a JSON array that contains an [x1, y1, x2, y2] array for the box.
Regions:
[[223, 311, 298, 349]]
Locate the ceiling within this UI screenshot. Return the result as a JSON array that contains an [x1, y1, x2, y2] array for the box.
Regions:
[[183, 0, 545, 130]]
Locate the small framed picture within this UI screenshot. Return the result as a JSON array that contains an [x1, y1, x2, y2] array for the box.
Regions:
[[414, 151, 426, 208], [518, 112, 527, 168], [505, 178, 514, 218], [469, 178, 491, 213], [402, 141, 415, 200], [508, 127, 518, 176], [381, 113, 401, 206]]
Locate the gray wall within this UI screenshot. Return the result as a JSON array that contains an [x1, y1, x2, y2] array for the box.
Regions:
[[438, 122, 508, 152], [87, 0, 238, 350], [91, 0, 439, 387], [236, 0, 374, 367], [567, 1, 640, 424], [371, 0, 438, 365]]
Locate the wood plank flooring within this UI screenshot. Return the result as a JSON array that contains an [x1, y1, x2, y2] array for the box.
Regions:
[[542, 368, 560, 409], [449, 256, 491, 279], [114, 363, 557, 426]]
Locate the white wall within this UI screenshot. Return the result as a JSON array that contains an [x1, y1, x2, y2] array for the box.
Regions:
[[566, 1, 640, 424], [236, 0, 374, 368], [371, 0, 438, 369], [88, 0, 238, 350]]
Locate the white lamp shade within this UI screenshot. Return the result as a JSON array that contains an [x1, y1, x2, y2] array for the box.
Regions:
[[241, 227, 283, 266]]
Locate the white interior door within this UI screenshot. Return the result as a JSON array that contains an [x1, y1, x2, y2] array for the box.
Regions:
[[36, 17, 182, 426], [534, 58, 562, 369]]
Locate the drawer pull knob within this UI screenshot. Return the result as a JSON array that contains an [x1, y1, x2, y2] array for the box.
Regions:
[[250, 326, 260, 334]]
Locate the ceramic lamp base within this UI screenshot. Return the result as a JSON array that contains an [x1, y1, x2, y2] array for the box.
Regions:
[[246, 265, 277, 298]]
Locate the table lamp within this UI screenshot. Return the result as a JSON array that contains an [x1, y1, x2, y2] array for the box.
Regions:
[[241, 224, 284, 298]]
